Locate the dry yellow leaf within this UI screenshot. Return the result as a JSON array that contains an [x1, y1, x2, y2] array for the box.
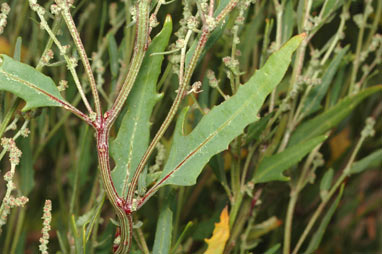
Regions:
[[328, 127, 351, 164], [204, 206, 230, 254], [0, 37, 28, 60]]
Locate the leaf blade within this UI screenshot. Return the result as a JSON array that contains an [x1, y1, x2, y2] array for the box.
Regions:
[[110, 16, 172, 197], [348, 149, 382, 175], [0, 54, 66, 111], [289, 85, 382, 146], [160, 34, 304, 186], [252, 135, 327, 183], [302, 45, 349, 116]]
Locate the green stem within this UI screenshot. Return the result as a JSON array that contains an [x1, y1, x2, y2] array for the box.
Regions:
[[292, 135, 366, 254], [96, 126, 132, 254], [136, 0, 242, 209], [0, 99, 19, 139], [283, 189, 298, 254], [61, 3, 102, 116], [132, 28, 211, 207], [10, 207, 26, 253], [108, 0, 151, 126], [348, 2, 369, 94]]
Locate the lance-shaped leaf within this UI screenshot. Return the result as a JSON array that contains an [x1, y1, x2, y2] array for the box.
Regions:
[[302, 45, 349, 116], [289, 85, 382, 146], [159, 34, 304, 186], [252, 135, 327, 183], [152, 189, 174, 254], [348, 149, 382, 175], [0, 54, 66, 111], [110, 16, 172, 197]]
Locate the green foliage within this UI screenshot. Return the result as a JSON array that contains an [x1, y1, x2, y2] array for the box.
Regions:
[[289, 86, 382, 146], [0, 0, 381, 254], [252, 135, 327, 183], [0, 54, 65, 110], [160, 35, 304, 186], [304, 184, 344, 254], [110, 16, 172, 197], [152, 190, 174, 254]]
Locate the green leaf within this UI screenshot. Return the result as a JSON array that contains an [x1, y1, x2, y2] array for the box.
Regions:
[[252, 135, 327, 183], [302, 45, 349, 116], [246, 113, 273, 142], [320, 168, 334, 200], [304, 184, 344, 254], [17, 137, 35, 195], [0, 54, 66, 111], [159, 34, 304, 186], [110, 16, 172, 196], [282, 0, 295, 44], [264, 243, 281, 254], [14, 37, 22, 61], [289, 85, 382, 146], [320, 0, 344, 20], [348, 149, 382, 175], [153, 191, 173, 254], [107, 34, 120, 78]]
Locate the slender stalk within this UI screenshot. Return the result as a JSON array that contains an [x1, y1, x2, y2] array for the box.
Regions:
[[348, 1, 369, 94], [132, 28, 211, 207], [36, 17, 62, 71], [34, 10, 94, 116], [283, 189, 298, 254], [135, 225, 150, 254], [0, 99, 18, 138], [96, 124, 132, 254], [134, 0, 241, 209], [60, 3, 102, 116], [292, 135, 366, 254], [107, 0, 151, 126], [10, 207, 26, 253], [283, 140, 324, 254]]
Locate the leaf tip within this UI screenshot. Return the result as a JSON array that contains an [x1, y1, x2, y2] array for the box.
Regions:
[[299, 32, 307, 39], [165, 14, 172, 24]]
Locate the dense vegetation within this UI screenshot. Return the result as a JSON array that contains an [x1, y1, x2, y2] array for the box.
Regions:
[[0, 0, 381, 253]]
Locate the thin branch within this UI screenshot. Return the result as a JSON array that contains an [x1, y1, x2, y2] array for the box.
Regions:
[[33, 9, 94, 116], [133, 0, 242, 208], [60, 4, 102, 116], [107, 0, 151, 127]]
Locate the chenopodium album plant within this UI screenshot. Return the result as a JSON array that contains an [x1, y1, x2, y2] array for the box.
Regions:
[[0, 0, 381, 253]]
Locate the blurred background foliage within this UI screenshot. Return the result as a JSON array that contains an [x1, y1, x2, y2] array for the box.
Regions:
[[0, 0, 381, 253]]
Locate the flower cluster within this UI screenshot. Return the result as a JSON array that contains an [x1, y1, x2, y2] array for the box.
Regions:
[[0, 3, 10, 34], [1, 138, 22, 166], [39, 200, 52, 254]]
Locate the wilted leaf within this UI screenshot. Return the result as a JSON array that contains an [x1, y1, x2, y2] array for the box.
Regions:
[[328, 127, 351, 163], [204, 206, 230, 254]]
